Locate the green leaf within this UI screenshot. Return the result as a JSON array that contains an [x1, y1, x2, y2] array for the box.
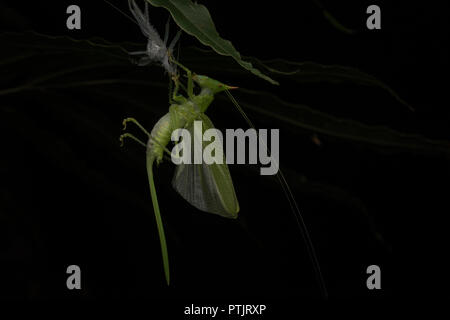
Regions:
[[180, 47, 413, 111], [0, 31, 161, 96], [145, 0, 278, 85], [257, 60, 413, 111]]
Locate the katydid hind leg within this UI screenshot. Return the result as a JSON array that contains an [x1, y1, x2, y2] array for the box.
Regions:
[[170, 59, 194, 99]]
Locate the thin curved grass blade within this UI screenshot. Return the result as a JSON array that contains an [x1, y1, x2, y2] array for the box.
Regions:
[[147, 154, 170, 285], [145, 0, 278, 85]]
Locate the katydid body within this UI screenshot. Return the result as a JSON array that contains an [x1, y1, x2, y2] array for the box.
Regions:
[[116, 1, 326, 298], [121, 64, 239, 285]]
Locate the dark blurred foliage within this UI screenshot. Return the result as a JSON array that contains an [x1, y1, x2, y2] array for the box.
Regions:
[[0, 0, 449, 304]]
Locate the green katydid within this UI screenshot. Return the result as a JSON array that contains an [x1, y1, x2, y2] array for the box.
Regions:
[[113, 0, 328, 298], [120, 59, 240, 285]]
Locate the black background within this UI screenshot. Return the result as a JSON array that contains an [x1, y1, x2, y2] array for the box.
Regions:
[[0, 0, 449, 307]]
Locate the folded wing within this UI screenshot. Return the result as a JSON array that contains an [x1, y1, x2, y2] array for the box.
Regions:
[[172, 114, 239, 218]]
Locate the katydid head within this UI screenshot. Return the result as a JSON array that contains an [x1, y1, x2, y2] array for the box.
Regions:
[[192, 74, 238, 94]]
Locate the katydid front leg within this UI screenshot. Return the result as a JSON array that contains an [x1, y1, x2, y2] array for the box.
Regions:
[[170, 59, 194, 100], [120, 116, 171, 286], [122, 117, 172, 156]]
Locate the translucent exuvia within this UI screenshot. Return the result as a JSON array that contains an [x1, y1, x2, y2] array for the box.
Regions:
[[128, 0, 181, 75]]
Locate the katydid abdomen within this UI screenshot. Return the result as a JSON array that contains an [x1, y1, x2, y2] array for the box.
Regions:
[[147, 113, 173, 164]]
